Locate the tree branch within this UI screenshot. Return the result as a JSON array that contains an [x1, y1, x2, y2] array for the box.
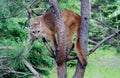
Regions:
[[8, 70, 32, 75], [0, 46, 13, 50], [67, 55, 77, 61], [40, 38, 55, 57], [0, 70, 33, 77], [94, 19, 115, 31], [88, 30, 120, 55], [0, 56, 11, 58], [20, 40, 42, 78], [22, 59, 42, 78]]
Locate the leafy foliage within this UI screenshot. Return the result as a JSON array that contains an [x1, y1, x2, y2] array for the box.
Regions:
[[0, 0, 56, 77], [90, 0, 120, 51]]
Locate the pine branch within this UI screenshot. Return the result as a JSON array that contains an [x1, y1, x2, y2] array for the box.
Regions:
[[21, 41, 33, 57], [0, 70, 33, 77], [0, 14, 21, 20], [0, 46, 13, 50], [8, 70, 32, 75], [15, 39, 42, 78], [88, 30, 120, 55], [22, 59, 42, 78], [0, 56, 11, 58], [94, 19, 115, 31]]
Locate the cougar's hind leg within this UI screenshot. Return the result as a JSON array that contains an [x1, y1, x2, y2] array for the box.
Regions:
[[75, 28, 87, 68], [66, 28, 74, 54]]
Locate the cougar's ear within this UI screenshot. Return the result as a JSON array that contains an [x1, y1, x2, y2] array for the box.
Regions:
[[28, 19, 32, 30], [29, 18, 33, 26], [38, 22, 42, 27]]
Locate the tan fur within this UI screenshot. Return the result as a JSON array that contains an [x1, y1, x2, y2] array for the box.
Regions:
[[29, 10, 87, 67]]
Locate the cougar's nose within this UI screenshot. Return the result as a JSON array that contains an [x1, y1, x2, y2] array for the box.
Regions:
[[35, 37, 38, 39], [34, 35, 38, 40]]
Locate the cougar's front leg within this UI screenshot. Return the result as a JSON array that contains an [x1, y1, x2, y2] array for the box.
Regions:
[[49, 34, 57, 53]]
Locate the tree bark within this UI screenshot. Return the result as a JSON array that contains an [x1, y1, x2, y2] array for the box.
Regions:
[[73, 60, 85, 78], [73, 0, 89, 78], [49, 0, 67, 78]]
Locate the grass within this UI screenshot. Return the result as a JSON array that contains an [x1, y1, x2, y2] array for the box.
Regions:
[[44, 47, 120, 78], [84, 47, 120, 78]]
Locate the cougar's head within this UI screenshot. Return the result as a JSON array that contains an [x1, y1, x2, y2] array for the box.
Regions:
[[29, 21, 44, 39]]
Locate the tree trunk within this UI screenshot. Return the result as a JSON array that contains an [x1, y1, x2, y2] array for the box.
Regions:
[[73, 0, 90, 78], [73, 60, 85, 78], [49, 0, 67, 78]]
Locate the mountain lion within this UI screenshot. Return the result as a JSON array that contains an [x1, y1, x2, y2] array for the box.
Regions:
[[29, 10, 87, 67]]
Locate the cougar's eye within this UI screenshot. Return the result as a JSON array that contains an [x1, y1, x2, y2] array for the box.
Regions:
[[38, 31, 40, 33], [33, 31, 35, 33]]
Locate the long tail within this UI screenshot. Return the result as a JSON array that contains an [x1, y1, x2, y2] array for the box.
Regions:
[[75, 28, 87, 67]]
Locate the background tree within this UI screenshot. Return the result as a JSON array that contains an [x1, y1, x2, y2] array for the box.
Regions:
[[73, 0, 89, 78], [90, 0, 120, 51]]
